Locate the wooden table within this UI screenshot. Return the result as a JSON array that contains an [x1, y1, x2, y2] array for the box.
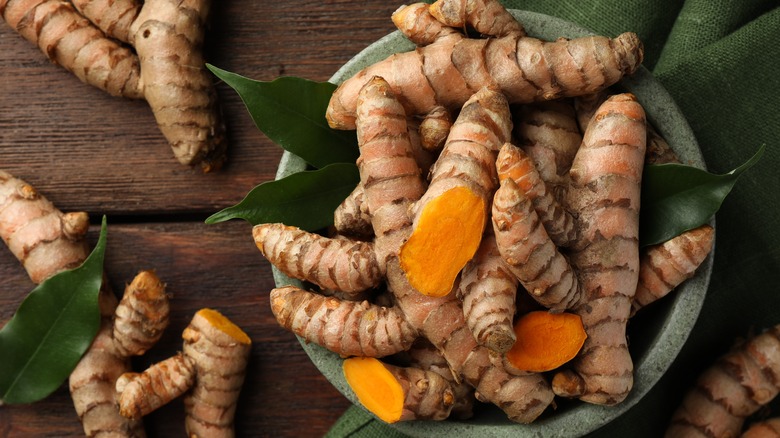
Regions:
[[0, 1, 403, 436]]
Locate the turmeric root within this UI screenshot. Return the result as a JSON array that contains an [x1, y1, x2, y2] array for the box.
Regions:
[[70, 0, 140, 43], [400, 87, 511, 297], [457, 230, 518, 354], [343, 356, 455, 423], [512, 100, 581, 193], [356, 77, 427, 269], [117, 308, 251, 437], [632, 224, 714, 315], [253, 223, 382, 295], [0, 0, 144, 98], [492, 178, 581, 312], [0, 171, 170, 437], [391, 2, 458, 46], [417, 106, 453, 152], [327, 11, 643, 130], [128, 0, 227, 170], [428, 0, 525, 38], [665, 325, 780, 438], [504, 310, 587, 374], [333, 184, 374, 239], [116, 353, 195, 419], [0, 171, 90, 283], [495, 142, 577, 247], [1, 0, 227, 170], [554, 93, 647, 406], [269, 285, 418, 358], [401, 340, 475, 419], [742, 418, 780, 438]]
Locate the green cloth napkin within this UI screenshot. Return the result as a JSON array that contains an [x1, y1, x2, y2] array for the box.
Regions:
[[327, 0, 780, 436]]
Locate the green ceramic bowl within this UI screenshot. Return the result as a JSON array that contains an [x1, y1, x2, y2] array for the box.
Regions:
[[272, 10, 714, 437]]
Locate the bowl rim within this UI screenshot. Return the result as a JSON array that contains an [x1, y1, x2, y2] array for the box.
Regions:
[[272, 9, 714, 437]]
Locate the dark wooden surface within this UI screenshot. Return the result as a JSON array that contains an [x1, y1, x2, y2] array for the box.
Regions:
[[0, 1, 405, 436]]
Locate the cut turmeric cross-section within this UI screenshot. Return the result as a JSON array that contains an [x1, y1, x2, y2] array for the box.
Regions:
[[343, 356, 455, 423], [400, 186, 486, 297], [505, 311, 587, 373]]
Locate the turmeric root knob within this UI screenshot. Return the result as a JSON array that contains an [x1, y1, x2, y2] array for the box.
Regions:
[[343, 357, 455, 423]]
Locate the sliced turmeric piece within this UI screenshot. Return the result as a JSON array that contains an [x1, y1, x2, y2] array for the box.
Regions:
[[400, 87, 512, 297], [343, 356, 455, 423], [505, 311, 587, 373], [400, 186, 486, 297]]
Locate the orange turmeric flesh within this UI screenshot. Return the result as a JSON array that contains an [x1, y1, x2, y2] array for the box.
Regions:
[[506, 311, 587, 373], [400, 186, 486, 297], [343, 357, 405, 423], [196, 308, 251, 345]]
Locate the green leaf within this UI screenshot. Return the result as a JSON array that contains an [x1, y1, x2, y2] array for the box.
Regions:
[[640, 145, 765, 247], [207, 65, 358, 168], [206, 163, 360, 230], [0, 216, 108, 405]]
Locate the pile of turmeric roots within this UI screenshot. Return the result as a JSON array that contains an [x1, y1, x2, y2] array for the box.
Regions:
[[0, 0, 227, 171], [0, 171, 251, 436], [253, 0, 719, 426]]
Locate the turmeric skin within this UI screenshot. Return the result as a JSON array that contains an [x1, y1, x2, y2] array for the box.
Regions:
[[343, 357, 455, 423], [504, 311, 587, 374], [457, 230, 519, 354], [665, 325, 780, 438], [492, 178, 581, 312], [428, 0, 525, 38], [402, 340, 475, 420], [0, 0, 144, 99], [512, 100, 581, 193], [269, 285, 418, 358], [356, 77, 427, 270], [253, 223, 382, 295], [495, 142, 577, 247], [555, 93, 647, 406]]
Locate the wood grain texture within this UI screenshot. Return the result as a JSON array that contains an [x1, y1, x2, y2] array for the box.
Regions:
[[0, 0, 404, 436]]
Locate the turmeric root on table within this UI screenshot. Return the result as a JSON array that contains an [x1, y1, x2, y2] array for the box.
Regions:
[[0, 0, 227, 170], [327, 2, 643, 130], [0, 170, 170, 437], [665, 325, 780, 438], [117, 308, 251, 437]]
